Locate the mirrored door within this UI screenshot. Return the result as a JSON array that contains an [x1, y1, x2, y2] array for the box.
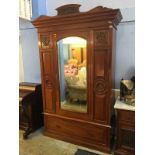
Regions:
[[57, 37, 87, 113]]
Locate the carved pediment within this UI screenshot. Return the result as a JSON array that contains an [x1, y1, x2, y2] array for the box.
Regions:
[[56, 4, 81, 16], [32, 4, 122, 28], [88, 6, 113, 13]]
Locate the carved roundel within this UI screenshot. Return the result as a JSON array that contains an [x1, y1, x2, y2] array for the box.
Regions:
[[94, 77, 107, 94]]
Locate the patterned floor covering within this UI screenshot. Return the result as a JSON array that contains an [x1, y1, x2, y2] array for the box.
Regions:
[[19, 128, 110, 155]]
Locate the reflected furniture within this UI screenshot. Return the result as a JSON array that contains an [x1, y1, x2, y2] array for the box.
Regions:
[[65, 72, 87, 102], [114, 98, 135, 155], [19, 82, 43, 139], [32, 4, 122, 153], [67, 85, 86, 102]]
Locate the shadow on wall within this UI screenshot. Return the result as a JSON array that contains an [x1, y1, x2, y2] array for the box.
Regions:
[[115, 66, 135, 89]]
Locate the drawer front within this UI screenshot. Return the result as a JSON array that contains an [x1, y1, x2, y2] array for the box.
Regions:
[[119, 110, 135, 124], [121, 129, 135, 149], [44, 115, 108, 144]]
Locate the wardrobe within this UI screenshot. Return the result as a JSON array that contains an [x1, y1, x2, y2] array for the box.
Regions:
[[32, 4, 122, 153]]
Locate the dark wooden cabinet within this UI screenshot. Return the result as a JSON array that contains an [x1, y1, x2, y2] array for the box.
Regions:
[[114, 99, 135, 155], [19, 82, 43, 139], [32, 4, 122, 153]]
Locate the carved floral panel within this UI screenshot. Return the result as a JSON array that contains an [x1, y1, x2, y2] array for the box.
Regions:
[[94, 31, 109, 47], [40, 34, 50, 49]]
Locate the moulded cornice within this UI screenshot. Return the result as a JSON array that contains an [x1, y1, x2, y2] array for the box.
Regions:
[[32, 5, 122, 29]]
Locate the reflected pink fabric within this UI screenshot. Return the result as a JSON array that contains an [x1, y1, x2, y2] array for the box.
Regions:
[[64, 64, 78, 76]]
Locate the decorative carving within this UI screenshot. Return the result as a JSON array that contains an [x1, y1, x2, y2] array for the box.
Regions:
[[94, 77, 107, 94], [95, 31, 109, 46], [32, 5, 122, 28], [40, 35, 50, 49], [56, 4, 81, 16]]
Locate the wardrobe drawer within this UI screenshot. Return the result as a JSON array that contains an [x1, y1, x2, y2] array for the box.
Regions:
[[45, 115, 108, 144]]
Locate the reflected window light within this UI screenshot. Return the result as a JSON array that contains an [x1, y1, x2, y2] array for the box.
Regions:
[[62, 37, 86, 46]]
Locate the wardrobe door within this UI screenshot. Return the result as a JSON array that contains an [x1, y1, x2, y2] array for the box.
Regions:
[[93, 29, 112, 124], [39, 33, 56, 113], [52, 31, 92, 120]]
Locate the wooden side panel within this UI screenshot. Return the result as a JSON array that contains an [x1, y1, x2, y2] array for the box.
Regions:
[[92, 29, 111, 124], [40, 51, 56, 113], [38, 32, 56, 113], [42, 52, 52, 75], [111, 28, 116, 88], [95, 52, 105, 76], [44, 88, 53, 112], [94, 51, 109, 78], [94, 94, 107, 122]]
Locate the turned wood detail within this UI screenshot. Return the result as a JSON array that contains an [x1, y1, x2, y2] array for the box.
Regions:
[[94, 77, 107, 95]]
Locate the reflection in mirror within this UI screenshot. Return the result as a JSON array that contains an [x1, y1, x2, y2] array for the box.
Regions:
[[57, 37, 87, 113]]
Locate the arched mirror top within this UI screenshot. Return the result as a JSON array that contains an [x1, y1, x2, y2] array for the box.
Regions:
[[58, 36, 86, 46], [56, 34, 88, 43]]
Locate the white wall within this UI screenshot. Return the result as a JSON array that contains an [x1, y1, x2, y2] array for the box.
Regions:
[[46, 0, 134, 16], [115, 21, 135, 88], [19, 35, 24, 82], [19, 18, 41, 83]]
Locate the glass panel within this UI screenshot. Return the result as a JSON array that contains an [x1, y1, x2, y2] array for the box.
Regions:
[[57, 37, 87, 113]]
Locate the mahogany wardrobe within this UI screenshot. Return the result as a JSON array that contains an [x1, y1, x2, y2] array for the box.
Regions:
[[32, 4, 122, 153]]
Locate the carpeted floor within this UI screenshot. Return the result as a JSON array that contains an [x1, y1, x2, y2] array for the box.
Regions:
[[19, 128, 111, 155]]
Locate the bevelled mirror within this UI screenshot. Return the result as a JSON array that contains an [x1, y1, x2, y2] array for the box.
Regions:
[[57, 37, 87, 113]]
